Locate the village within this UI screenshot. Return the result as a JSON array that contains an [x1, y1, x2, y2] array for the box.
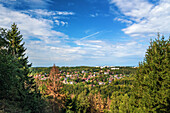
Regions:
[[33, 66, 133, 86]]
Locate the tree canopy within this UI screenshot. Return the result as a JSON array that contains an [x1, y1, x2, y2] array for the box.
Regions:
[[0, 23, 46, 113]]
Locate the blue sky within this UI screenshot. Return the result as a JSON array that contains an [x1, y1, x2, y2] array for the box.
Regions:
[[0, 0, 170, 67]]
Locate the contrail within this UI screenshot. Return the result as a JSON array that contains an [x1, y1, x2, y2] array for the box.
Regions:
[[80, 31, 100, 40]]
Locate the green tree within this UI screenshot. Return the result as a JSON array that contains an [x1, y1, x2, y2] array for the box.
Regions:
[[0, 49, 23, 112], [61, 77, 64, 81], [76, 89, 90, 113], [132, 35, 170, 112], [110, 91, 122, 113], [0, 28, 7, 47], [64, 94, 77, 113], [7, 23, 26, 57], [0, 23, 46, 112]]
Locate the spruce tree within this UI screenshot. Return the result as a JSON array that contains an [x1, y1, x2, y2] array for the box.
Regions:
[[132, 35, 170, 112], [0, 49, 23, 112], [6, 23, 34, 90], [0, 28, 7, 47], [44, 64, 65, 112], [0, 23, 46, 112], [7, 23, 25, 57]]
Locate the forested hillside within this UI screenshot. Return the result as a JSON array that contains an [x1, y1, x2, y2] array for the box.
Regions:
[[0, 24, 169, 113]]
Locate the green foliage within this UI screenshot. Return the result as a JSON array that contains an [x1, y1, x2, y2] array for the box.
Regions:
[[0, 28, 7, 47], [110, 91, 134, 113], [30, 67, 51, 75], [76, 90, 90, 113], [0, 23, 46, 112], [131, 35, 170, 112], [64, 94, 77, 113], [110, 35, 170, 113], [61, 77, 64, 81], [0, 50, 23, 112]]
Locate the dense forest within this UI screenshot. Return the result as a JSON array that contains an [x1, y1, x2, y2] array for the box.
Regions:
[[0, 24, 169, 113]]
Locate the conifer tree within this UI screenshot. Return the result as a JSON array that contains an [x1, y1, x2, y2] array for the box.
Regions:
[[7, 23, 25, 57], [45, 64, 65, 112], [6, 23, 32, 88], [0, 23, 46, 112], [64, 94, 77, 113], [132, 35, 170, 112], [0, 28, 7, 48], [110, 91, 122, 113], [0, 50, 23, 112]]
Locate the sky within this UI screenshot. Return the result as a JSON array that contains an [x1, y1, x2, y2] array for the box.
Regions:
[[0, 0, 170, 67]]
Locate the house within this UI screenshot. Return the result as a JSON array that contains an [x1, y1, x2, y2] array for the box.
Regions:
[[82, 70, 85, 73], [40, 77, 49, 80], [99, 82, 105, 85], [109, 78, 113, 84], [104, 72, 109, 75], [69, 81, 73, 84], [66, 75, 72, 77], [111, 68, 119, 70], [63, 80, 67, 84]]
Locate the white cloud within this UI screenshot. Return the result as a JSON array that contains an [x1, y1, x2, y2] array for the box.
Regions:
[[56, 11, 75, 16], [0, 2, 147, 66], [75, 40, 102, 48], [26, 36, 146, 66], [90, 13, 99, 17], [55, 20, 68, 26], [75, 39, 146, 58], [55, 20, 60, 25], [86, 40, 102, 43], [0, 4, 69, 39], [26, 41, 86, 65], [0, 4, 71, 64], [0, 4, 81, 65], [0, 0, 53, 9], [110, 0, 153, 21], [110, 0, 170, 37], [114, 17, 132, 24], [22, 9, 71, 27], [26, 9, 55, 16], [24, 9, 75, 16], [53, 16, 69, 19], [60, 21, 68, 26]]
